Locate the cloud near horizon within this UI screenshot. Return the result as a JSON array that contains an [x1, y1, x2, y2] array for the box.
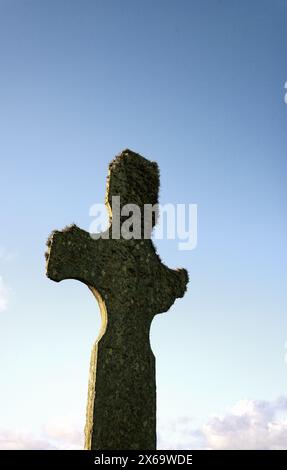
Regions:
[[0, 415, 84, 450], [158, 396, 287, 450], [0, 429, 57, 450], [202, 396, 287, 450], [1, 397, 287, 450]]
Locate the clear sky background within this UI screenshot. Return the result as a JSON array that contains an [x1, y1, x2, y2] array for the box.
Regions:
[[0, 0, 287, 449]]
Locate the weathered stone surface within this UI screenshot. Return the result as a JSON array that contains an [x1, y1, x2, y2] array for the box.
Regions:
[[45, 149, 188, 450]]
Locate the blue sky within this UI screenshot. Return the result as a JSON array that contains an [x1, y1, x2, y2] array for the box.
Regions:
[[0, 0, 287, 449]]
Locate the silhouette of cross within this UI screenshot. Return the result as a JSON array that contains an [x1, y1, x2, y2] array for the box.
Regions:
[[45, 149, 188, 450]]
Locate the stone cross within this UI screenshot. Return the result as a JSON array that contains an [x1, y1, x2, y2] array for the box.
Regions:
[[45, 149, 188, 450]]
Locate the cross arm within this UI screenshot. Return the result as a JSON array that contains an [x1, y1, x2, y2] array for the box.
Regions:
[[153, 265, 189, 314], [45, 224, 105, 289]]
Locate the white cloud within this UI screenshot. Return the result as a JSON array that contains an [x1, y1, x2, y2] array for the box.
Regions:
[[203, 396, 287, 450], [0, 429, 56, 450], [0, 416, 84, 450], [158, 396, 287, 450], [0, 276, 10, 312]]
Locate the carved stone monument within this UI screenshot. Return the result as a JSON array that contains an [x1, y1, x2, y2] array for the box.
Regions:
[[45, 149, 188, 450]]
